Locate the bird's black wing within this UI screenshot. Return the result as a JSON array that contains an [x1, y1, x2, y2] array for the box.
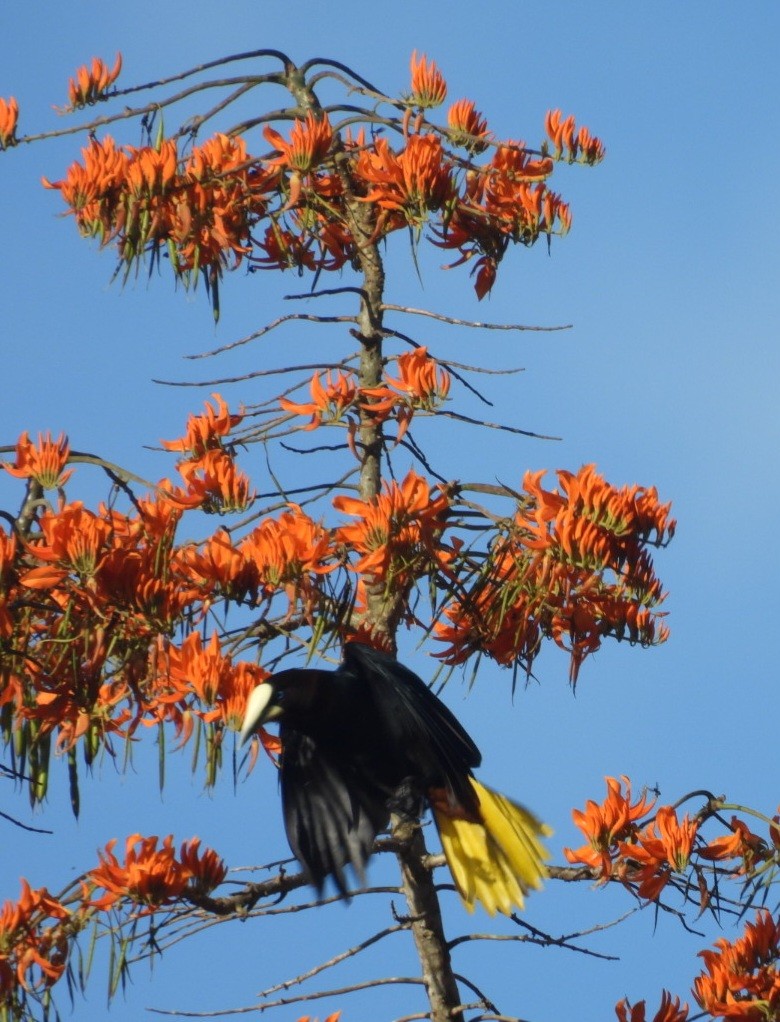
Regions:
[[280, 728, 390, 897], [342, 642, 482, 813]]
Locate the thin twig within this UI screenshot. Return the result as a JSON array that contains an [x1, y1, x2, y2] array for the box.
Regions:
[[147, 976, 427, 1016], [284, 286, 367, 302], [183, 317, 359, 360], [435, 409, 561, 442], [257, 922, 408, 999], [381, 304, 572, 333], [0, 809, 53, 835]]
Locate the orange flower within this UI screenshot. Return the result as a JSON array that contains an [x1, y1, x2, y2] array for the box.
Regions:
[[95, 544, 192, 630], [545, 108, 605, 164], [255, 222, 317, 272], [168, 631, 232, 707], [616, 992, 689, 1022], [545, 109, 576, 159], [42, 135, 130, 241], [32, 502, 112, 577], [383, 346, 451, 410], [0, 96, 19, 148], [359, 347, 449, 444], [264, 111, 333, 173], [0, 879, 70, 991], [4, 431, 73, 489], [176, 449, 254, 514], [408, 51, 447, 109], [694, 911, 780, 1021], [356, 135, 454, 230], [162, 394, 243, 456], [87, 833, 189, 911], [175, 528, 256, 604], [123, 139, 178, 198], [621, 806, 699, 900], [240, 504, 336, 613], [564, 776, 656, 877], [66, 53, 122, 109], [279, 370, 359, 430], [178, 837, 227, 894], [174, 134, 267, 272], [699, 817, 767, 874], [447, 99, 490, 153], [576, 123, 606, 164], [436, 466, 672, 680], [334, 470, 451, 585]]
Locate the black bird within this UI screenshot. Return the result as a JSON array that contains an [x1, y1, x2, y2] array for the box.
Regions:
[[239, 641, 550, 915]]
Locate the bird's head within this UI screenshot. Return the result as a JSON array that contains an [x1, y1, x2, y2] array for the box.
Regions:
[[238, 669, 322, 746]]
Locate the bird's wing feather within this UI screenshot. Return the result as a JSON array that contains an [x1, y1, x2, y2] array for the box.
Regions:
[[280, 729, 389, 896], [342, 642, 481, 811]]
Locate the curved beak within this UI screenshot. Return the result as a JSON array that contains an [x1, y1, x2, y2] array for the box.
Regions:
[[239, 683, 280, 746]]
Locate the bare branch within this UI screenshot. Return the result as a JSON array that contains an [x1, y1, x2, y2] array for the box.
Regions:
[[381, 304, 572, 333], [434, 409, 561, 442], [147, 976, 428, 1016], [257, 922, 408, 999], [0, 808, 53, 834], [183, 317, 359, 360]]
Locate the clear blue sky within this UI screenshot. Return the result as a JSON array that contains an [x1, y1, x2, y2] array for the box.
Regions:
[[1, 3, 779, 1020]]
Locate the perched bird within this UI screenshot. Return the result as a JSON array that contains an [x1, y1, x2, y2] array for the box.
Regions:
[[240, 641, 550, 915]]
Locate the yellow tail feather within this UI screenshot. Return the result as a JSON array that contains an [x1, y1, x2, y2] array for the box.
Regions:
[[434, 779, 551, 916]]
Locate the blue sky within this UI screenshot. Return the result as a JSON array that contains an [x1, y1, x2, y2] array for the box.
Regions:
[[1, 3, 779, 1020]]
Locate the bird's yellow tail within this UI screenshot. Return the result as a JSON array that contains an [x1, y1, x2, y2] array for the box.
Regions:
[[434, 779, 551, 916]]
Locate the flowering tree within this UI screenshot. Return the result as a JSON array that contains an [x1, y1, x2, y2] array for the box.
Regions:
[[0, 48, 778, 1022]]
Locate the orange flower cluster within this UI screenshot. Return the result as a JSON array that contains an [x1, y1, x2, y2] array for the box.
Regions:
[[545, 109, 606, 164], [44, 52, 604, 305], [0, 96, 19, 148], [0, 403, 255, 785], [66, 54, 122, 110], [357, 134, 455, 231], [435, 465, 674, 680], [86, 833, 226, 911], [694, 911, 780, 1021], [447, 99, 491, 154], [264, 110, 333, 174], [173, 503, 337, 633], [564, 778, 773, 907], [159, 632, 269, 737], [240, 504, 336, 613], [366, 346, 451, 413], [0, 828, 228, 1014], [162, 395, 254, 514], [280, 352, 450, 447], [9, 495, 194, 757], [408, 51, 448, 109], [0, 880, 70, 997], [616, 992, 689, 1022], [334, 470, 451, 589], [620, 807, 699, 900], [280, 369, 360, 430], [161, 393, 243, 457], [432, 138, 570, 299], [4, 431, 73, 489], [564, 776, 656, 878], [43, 133, 276, 297]]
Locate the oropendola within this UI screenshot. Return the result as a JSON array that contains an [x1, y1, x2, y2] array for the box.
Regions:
[[239, 641, 550, 915]]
